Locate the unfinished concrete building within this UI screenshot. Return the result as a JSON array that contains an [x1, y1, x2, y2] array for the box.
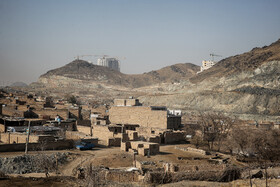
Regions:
[[97, 57, 120, 72]]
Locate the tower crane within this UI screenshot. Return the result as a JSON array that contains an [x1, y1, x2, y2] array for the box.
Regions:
[[210, 53, 222, 61], [75, 54, 109, 60]]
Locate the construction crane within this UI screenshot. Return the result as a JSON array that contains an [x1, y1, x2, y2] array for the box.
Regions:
[[75, 54, 109, 60], [114, 56, 126, 61], [210, 53, 222, 61]]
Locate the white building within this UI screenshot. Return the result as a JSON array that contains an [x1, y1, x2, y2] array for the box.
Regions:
[[97, 57, 120, 72], [197, 60, 217, 73]]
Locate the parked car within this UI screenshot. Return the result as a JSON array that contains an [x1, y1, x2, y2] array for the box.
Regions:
[[76, 142, 95, 150]]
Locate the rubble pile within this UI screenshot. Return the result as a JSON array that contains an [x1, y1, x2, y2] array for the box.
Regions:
[[0, 152, 71, 174]]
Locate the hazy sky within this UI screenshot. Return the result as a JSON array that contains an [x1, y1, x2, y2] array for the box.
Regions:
[[0, 0, 280, 85]]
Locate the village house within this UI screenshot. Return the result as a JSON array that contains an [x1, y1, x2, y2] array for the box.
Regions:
[[109, 98, 181, 130]]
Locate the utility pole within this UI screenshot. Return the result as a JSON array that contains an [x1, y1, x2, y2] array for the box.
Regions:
[[133, 152, 137, 167], [25, 121, 31, 154]]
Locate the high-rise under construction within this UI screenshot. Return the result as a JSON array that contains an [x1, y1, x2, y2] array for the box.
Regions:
[[97, 57, 120, 72]]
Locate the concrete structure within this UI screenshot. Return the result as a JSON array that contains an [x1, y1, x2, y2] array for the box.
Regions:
[[197, 60, 216, 73], [97, 57, 120, 72], [109, 103, 181, 129], [201, 60, 216, 71]]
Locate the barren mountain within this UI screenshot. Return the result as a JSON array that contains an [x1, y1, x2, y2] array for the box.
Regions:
[[30, 38, 280, 122], [39, 61, 199, 88], [191, 39, 280, 83], [140, 39, 280, 121]]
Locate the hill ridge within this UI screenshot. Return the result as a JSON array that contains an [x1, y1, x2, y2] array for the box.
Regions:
[[191, 38, 280, 83], [40, 60, 200, 88]]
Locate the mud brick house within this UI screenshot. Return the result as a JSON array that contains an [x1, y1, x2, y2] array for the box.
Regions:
[[109, 98, 181, 130]]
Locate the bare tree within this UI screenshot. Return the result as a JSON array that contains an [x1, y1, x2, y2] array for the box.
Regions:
[[199, 112, 235, 151], [251, 129, 280, 187], [229, 126, 280, 187], [191, 135, 204, 149]]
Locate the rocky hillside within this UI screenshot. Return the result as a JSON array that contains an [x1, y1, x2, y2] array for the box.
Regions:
[[39, 60, 199, 88], [139, 39, 280, 121], [191, 39, 280, 83], [31, 38, 280, 122]]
